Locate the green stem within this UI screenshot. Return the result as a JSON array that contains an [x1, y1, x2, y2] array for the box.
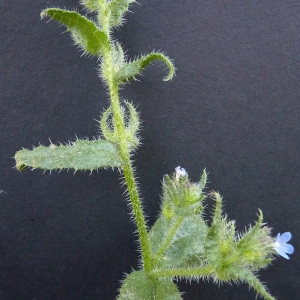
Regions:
[[99, 9, 152, 270], [149, 266, 214, 278], [109, 80, 152, 273], [97, 1, 152, 273], [98, 0, 110, 34]]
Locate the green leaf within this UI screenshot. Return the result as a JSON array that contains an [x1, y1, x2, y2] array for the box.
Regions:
[[15, 139, 123, 172], [198, 169, 207, 194], [100, 102, 140, 149], [80, 0, 99, 12], [117, 270, 182, 300], [238, 269, 276, 300], [109, 0, 136, 27], [204, 192, 236, 267], [210, 191, 223, 227], [149, 215, 207, 268], [162, 215, 207, 267], [41, 8, 109, 56], [149, 215, 169, 254], [204, 222, 220, 265], [236, 210, 264, 250], [116, 52, 175, 83]]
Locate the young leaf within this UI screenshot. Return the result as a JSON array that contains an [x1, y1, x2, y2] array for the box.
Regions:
[[15, 140, 123, 172], [80, 0, 99, 12], [109, 0, 136, 27], [204, 192, 234, 267], [41, 8, 109, 56], [236, 210, 264, 251], [198, 168, 207, 194], [238, 269, 276, 300], [100, 102, 140, 149], [117, 270, 182, 300], [115, 52, 175, 83]]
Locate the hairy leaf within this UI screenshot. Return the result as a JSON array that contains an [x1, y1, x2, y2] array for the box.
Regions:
[[116, 52, 175, 82], [236, 210, 264, 250], [41, 8, 109, 56], [238, 270, 276, 300], [149, 215, 168, 254], [149, 215, 207, 268], [204, 192, 233, 266], [80, 0, 99, 12], [117, 270, 182, 300], [15, 140, 123, 171], [100, 102, 140, 149], [109, 0, 136, 27], [198, 168, 207, 194], [162, 215, 207, 267]]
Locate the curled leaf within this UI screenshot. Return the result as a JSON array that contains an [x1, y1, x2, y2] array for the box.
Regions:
[[116, 52, 175, 83], [100, 102, 140, 149]]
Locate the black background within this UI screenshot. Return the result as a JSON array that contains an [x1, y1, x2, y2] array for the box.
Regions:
[[1, 0, 299, 299]]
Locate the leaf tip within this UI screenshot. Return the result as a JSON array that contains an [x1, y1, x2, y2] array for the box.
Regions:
[[40, 9, 48, 19]]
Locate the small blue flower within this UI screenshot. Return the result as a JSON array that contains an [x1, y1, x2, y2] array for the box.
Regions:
[[175, 166, 187, 181], [274, 232, 294, 259]]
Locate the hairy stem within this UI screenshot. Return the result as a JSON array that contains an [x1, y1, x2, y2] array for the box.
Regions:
[[100, 8, 152, 272], [109, 80, 152, 272], [149, 266, 214, 278]]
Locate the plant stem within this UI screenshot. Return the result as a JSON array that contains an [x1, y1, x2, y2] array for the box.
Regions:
[[109, 80, 152, 273], [101, 49, 152, 275], [98, 3, 152, 273], [149, 266, 214, 278]]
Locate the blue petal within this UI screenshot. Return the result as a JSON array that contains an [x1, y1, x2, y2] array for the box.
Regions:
[[275, 246, 290, 259], [280, 243, 294, 254], [278, 232, 292, 243], [285, 244, 294, 255]]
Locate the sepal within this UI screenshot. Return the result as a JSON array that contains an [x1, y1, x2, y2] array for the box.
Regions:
[[115, 52, 175, 83], [15, 139, 124, 172], [236, 210, 275, 269], [41, 8, 110, 56]]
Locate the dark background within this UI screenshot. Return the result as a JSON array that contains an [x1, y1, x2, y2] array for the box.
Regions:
[[1, 0, 299, 299]]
